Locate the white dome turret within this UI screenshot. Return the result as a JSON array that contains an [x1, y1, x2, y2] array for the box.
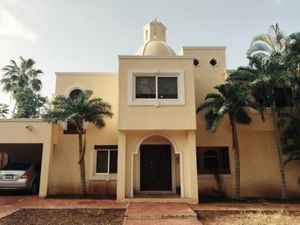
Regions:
[[135, 19, 176, 56]]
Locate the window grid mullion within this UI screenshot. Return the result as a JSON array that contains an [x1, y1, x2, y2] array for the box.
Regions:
[[107, 150, 110, 174], [155, 76, 158, 100]]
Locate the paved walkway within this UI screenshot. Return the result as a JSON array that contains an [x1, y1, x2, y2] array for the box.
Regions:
[[123, 202, 201, 225], [1, 195, 300, 224]]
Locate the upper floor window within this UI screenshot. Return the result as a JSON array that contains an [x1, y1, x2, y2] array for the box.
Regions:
[[69, 89, 82, 99], [129, 69, 185, 106], [63, 88, 83, 134], [135, 76, 178, 99], [209, 58, 218, 67], [254, 87, 294, 108]]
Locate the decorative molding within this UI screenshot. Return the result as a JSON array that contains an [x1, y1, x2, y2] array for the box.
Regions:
[[89, 147, 118, 181], [63, 84, 86, 97], [127, 68, 186, 106], [130, 132, 184, 198]]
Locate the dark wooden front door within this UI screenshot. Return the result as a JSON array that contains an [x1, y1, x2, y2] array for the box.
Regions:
[[140, 145, 172, 191]]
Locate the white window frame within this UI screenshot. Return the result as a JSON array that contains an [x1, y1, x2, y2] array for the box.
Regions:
[[89, 148, 117, 181], [128, 69, 185, 106]]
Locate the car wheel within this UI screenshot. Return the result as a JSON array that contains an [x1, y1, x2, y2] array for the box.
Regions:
[[31, 181, 39, 194]]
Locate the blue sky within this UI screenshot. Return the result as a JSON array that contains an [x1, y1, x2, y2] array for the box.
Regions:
[[0, 0, 299, 105]]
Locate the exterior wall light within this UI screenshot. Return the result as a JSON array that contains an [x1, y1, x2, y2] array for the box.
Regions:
[[58, 121, 67, 130], [25, 124, 33, 131]]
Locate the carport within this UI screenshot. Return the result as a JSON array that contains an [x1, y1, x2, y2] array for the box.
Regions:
[[0, 144, 43, 166], [0, 143, 43, 194], [0, 119, 53, 197]]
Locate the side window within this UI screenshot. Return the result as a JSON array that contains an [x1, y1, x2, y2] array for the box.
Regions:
[[275, 88, 293, 108], [63, 89, 83, 134], [254, 88, 293, 108], [94, 146, 118, 174], [197, 147, 230, 174], [203, 150, 219, 171]]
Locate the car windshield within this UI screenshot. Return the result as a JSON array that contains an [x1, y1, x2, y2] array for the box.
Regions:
[[1, 163, 31, 170]]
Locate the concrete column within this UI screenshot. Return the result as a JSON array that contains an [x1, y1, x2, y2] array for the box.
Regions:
[[187, 130, 199, 203], [39, 139, 53, 198], [117, 131, 126, 201]]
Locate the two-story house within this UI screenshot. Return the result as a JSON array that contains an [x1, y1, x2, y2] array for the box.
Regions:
[[0, 20, 299, 203]]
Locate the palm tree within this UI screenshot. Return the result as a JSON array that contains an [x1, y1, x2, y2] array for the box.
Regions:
[[284, 32, 300, 75], [42, 90, 113, 194], [247, 24, 287, 60], [1, 57, 43, 93], [197, 83, 253, 200], [284, 32, 300, 111], [0, 104, 9, 118], [228, 54, 291, 200]]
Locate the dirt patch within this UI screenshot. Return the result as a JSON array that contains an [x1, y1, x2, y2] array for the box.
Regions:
[[0, 209, 125, 225], [197, 211, 300, 225]]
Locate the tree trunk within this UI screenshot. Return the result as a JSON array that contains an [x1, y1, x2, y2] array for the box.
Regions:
[[230, 117, 241, 200], [78, 130, 86, 195], [271, 103, 287, 200]]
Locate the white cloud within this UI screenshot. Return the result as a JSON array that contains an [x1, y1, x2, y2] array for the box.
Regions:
[[0, 7, 38, 42], [274, 0, 283, 6], [3, 0, 24, 8]]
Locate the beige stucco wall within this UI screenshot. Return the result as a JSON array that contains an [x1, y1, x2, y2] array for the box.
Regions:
[[0, 120, 53, 197], [47, 73, 118, 195], [118, 56, 197, 130], [181, 47, 300, 199]]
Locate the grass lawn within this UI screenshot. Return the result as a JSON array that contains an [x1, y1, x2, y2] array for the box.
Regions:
[[0, 209, 125, 225], [197, 210, 300, 225]]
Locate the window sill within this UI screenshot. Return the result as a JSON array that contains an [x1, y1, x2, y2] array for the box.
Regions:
[[63, 130, 86, 135], [198, 174, 232, 179], [128, 99, 185, 106], [89, 173, 117, 181]]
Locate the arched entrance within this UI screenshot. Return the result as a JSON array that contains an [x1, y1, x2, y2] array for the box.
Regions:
[[131, 134, 183, 197]]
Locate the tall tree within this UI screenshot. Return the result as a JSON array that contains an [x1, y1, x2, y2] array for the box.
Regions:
[[197, 83, 253, 200], [0, 103, 9, 118], [247, 24, 287, 60], [1, 57, 43, 93], [228, 54, 291, 200], [42, 90, 113, 194], [284, 32, 300, 111], [13, 87, 47, 118]]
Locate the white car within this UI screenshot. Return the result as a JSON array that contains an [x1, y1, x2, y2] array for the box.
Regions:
[[0, 163, 40, 194]]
